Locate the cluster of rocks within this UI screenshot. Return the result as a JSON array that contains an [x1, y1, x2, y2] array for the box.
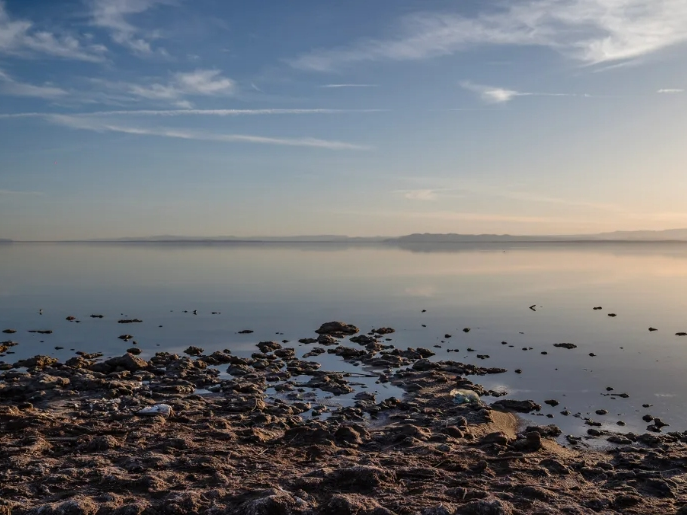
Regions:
[[1, 321, 687, 513]]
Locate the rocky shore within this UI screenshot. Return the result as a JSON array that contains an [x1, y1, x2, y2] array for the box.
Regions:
[[2, 322, 687, 514]]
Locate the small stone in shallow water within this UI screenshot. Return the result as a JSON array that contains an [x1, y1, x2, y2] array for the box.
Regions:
[[649, 327, 658, 332]]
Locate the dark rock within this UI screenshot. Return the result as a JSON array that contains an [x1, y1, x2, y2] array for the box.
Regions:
[[544, 399, 559, 407], [238, 330, 254, 334], [540, 458, 570, 475], [553, 343, 577, 349], [183, 346, 204, 356], [525, 424, 562, 437], [118, 319, 143, 324], [492, 399, 541, 413], [323, 494, 394, 515], [257, 341, 282, 353], [14, 355, 58, 369], [316, 322, 359, 336], [480, 431, 510, 446], [127, 347, 142, 355], [334, 424, 370, 446], [104, 353, 148, 372], [327, 466, 392, 491], [455, 497, 513, 515]]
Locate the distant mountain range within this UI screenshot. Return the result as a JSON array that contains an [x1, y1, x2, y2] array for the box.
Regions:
[[394, 229, 687, 242], [8, 229, 687, 243]]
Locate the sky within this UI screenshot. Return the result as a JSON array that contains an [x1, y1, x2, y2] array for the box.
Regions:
[[1, 0, 687, 240]]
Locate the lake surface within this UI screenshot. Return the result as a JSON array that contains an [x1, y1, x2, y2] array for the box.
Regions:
[[2, 241, 687, 438]]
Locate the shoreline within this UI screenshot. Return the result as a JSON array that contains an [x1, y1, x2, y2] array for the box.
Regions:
[[1, 322, 687, 514]]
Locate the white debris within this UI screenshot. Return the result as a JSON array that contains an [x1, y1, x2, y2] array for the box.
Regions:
[[137, 404, 173, 417]]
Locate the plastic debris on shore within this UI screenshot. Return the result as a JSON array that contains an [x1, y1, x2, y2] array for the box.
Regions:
[[138, 404, 173, 417], [450, 389, 481, 406]]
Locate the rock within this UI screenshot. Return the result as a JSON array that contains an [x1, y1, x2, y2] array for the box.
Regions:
[[642, 414, 654, 422], [677, 332, 687, 337], [553, 343, 577, 349], [525, 424, 561, 437], [492, 399, 541, 413], [595, 409, 608, 415], [316, 321, 359, 337], [127, 347, 142, 355], [540, 458, 570, 475], [613, 494, 641, 509], [14, 355, 58, 369], [544, 399, 559, 407], [183, 346, 204, 356], [323, 494, 394, 515], [372, 327, 395, 335], [2, 329, 17, 334], [463, 328, 471, 333], [233, 489, 304, 515], [257, 341, 282, 353], [118, 334, 133, 341], [238, 330, 254, 334], [649, 327, 658, 331], [104, 353, 148, 372], [480, 431, 510, 446], [118, 319, 142, 323], [608, 313, 617, 317], [317, 334, 339, 346], [335, 424, 370, 446], [455, 497, 513, 515], [327, 466, 392, 490]]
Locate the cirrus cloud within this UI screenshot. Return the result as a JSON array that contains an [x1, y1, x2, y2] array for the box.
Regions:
[[289, 0, 687, 71]]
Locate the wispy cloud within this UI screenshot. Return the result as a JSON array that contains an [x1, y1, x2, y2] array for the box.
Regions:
[[0, 69, 67, 99], [321, 84, 378, 88], [403, 189, 439, 201], [0, 108, 386, 120], [93, 69, 237, 107], [47, 115, 372, 150], [460, 81, 588, 104], [0, 1, 107, 62], [89, 0, 173, 55], [0, 188, 44, 197], [289, 1, 687, 71], [657, 88, 684, 94]]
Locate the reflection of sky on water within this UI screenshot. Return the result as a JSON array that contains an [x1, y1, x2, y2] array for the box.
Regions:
[[2, 241, 687, 437]]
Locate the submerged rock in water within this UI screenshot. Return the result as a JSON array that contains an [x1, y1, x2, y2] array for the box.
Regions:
[[553, 343, 577, 349], [492, 399, 541, 413]]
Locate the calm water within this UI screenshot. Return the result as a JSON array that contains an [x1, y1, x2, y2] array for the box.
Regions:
[[2, 241, 687, 437]]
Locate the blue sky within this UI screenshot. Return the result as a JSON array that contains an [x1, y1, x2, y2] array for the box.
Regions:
[[1, 0, 687, 239]]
